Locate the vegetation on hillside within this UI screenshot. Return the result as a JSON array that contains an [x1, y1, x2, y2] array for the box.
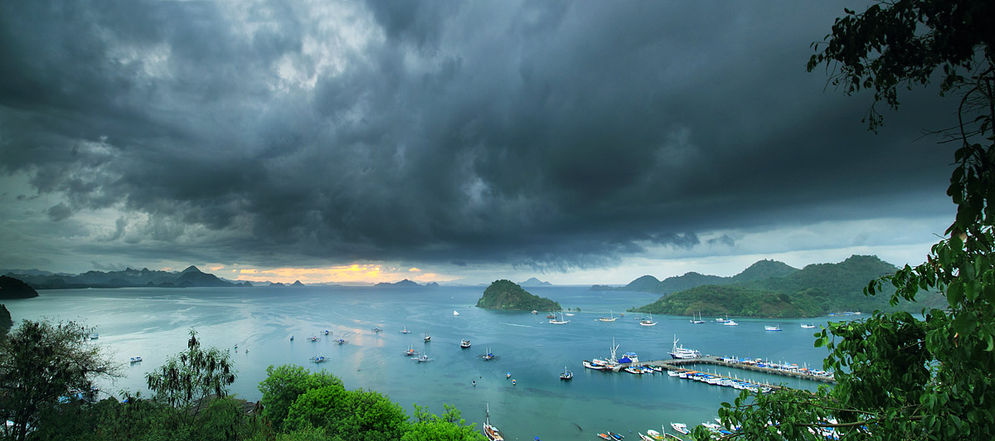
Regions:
[[631, 255, 934, 318], [0, 305, 11, 336], [693, 1, 995, 439], [0, 276, 39, 299], [475, 280, 561, 311], [603, 259, 800, 294]]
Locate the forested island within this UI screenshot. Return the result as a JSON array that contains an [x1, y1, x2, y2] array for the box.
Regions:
[[629, 255, 943, 318], [476, 280, 561, 311], [2, 266, 251, 289], [0, 275, 39, 299]]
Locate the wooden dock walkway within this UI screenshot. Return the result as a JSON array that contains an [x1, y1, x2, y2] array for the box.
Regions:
[[613, 356, 836, 384]]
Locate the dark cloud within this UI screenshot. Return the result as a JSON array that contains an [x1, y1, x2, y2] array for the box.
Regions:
[[0, 0, 956, 271]]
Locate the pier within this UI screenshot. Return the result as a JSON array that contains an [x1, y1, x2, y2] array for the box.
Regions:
[[613, 356, 836, 384]]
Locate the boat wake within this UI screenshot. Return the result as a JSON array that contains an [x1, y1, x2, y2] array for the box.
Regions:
[[502, 323, 534, 328]]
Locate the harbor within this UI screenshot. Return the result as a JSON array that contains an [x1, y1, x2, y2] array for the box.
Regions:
[[614, 356, 836, 384]]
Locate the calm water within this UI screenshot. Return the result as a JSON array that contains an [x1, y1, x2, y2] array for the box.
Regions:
[[5, 285, 835, 440]]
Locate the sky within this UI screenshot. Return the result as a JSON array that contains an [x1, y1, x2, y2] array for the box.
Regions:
[[0, 1, 958, 285]]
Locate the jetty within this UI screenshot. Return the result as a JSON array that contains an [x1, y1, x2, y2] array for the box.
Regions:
[[613, 356, 836, 384]]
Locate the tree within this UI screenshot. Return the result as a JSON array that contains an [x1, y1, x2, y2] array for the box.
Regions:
[[401, 404, 487, 441], [258, 364, 344, 432], [700, 1, 995, 440], [284, 386, 409, 441], [145, 330, 236, 409], [0, 320, 118, 441]]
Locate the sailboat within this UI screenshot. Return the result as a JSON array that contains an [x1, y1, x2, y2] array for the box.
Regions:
[[404, 345, 416, 356], [764, 324, 782, 332], [482, 347, 495, 360], [689, 312, 705, 324], [483, 404, 505, 441], [424, 332, 432, 342], [598, 310, 617, 322], [400, 326, 411, 334], [639, 314, 657, 326], [560, 366, 574, 380], [549, 312, 570, 325]]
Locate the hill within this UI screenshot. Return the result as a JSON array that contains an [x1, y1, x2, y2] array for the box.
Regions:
[[603, 259, 800, 294], [0, 276, 40, 299], [476, 280, 561, 311], [2, 267, 242, 289], [1, 304, 13, 335], [623, 275, 661, 291], [630, 255, 939, 318], [374, 279, 421, 288], [519, 277, 552, 287]]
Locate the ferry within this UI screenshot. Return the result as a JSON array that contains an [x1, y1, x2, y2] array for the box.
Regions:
[[669, 335, 701, 359], [764, 325, 782, 332]]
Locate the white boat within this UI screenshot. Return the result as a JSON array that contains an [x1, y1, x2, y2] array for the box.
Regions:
[[639, 314, 657, 326], [690, 312, 705, 324], [723, 320, 739, 326], [667, 370, 680, 377], [715, 317, 729, 323], [129, 356, 142, 364], [414, 353, 431, 363], [460, 339, 471, 349], [549, 312, 570, 325], [560, 366, 573, 380], [311, 355, 327, 363], [669, 335, 702, 359], [453, 310, 460, 316], [764, 325, 783, 332], [565, 312, 575, 316], [482, 347, 495, 360], [801, 323, 816, 329], [424, 333, 432, 342], [400, 326, 411, 334], [670, 422, 690, 435], [483, 404, 504, 441], [598, 310, 617, 322], [583, 360, 609, 370]]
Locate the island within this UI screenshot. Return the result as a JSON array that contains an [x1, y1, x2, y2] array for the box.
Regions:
[[0, 275, 40, 299], [374, 279, 421, 288], [476, 280, 561, 311]]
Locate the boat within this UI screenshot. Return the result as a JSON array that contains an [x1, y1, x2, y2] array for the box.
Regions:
[[624, 366, 643, 374], [89, 333, 99, 340], [669, 335, 702, 359], [715, 317, 729, 323], [290, 336, 294, 341], [598, 310, 617, 322], [372, 327, 382, 333], [801, 323, 816, 329], [453, 310, 460, 316], [583, 360, 609, 370], [414, 353, 431, 363], [460, 339, 471, 349], [129, 356, 142, 364], [559, 366, 573, 380], [323, 329, 330, 335], [401, 326, 411, 334], [639, 314, 657, 326], [506, 372, 511, 379], [336, 338, 345, 345], [424, 333, 432, 342], [607, 432, 625, 440], [482, 347, 495, 360], [598, 434, 612, 440], [311, 355, 327, 363], [690, 312, 705, 324], [483, 404, 504, 441], [764, 325, 782, 332], [549, 312, 570, 325], [670, 423, 690, 435], [565, 312, 575, 316], [546, 313, 556, 319], [531, 310, 538, 314], [310, 336, 319, 342], [404, 345, 416, 356], [723, 320, 739, 326]]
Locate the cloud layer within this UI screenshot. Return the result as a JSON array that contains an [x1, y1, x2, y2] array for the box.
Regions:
[[0, 1, 956, 273]]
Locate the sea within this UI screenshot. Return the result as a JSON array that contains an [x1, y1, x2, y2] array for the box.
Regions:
[[5, 285, 837, 440]]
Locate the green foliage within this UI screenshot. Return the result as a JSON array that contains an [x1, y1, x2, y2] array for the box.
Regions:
[[0, 320, 117, 441], [402, 404, 487, 441], [285, 386, 408, 441], [632, 255, 917, 317], [258, 364, 344, 432], [0, 304, 11, 336], [146, 330, 236, 409], [705, 1, 995, 440], [475, 279, 561, 311]]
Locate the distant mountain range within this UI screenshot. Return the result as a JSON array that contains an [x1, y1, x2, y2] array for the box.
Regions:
[[1, 266, 252, 290], [373, 279, 439, 288], [629, 255, 943, 318], [596, 259, 799, 294], [519, 277, 552, 287]]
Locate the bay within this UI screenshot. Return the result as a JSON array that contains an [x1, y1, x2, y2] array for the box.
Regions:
[[5, 285, 833, 440]]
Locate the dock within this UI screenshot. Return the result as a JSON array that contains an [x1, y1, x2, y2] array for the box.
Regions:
[[613, 356, 836, 384]]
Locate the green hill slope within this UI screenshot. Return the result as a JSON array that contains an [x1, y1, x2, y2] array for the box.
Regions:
[[476, 280, 561, 311], [631, 255, 938, 318]]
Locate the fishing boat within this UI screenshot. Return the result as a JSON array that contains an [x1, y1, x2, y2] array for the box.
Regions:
[[764, 325, 782, 332], [559, 366, 573, 380], [670, 422, 690, 435], [583, 360, 609, 370], [598, 434, 612, 440], [669, 335, 702, 359], [598, 310, 618, 322], [482, 404, 504, 441], [460, 339, 471, 349], [723, 320, 739, 326], [129, 356, 142, 364], [401, 326, 411, 334], [482, 347, 495, 360], [801, 323, 816, 329], [639, 314, 657, 326], [424, 333, 432, 342], [689, 312, 705, 324], [549, 312, 569, 325], [311, 355, 327, 363], [404, 345, 416, 356], [414, 353, 431, 363]]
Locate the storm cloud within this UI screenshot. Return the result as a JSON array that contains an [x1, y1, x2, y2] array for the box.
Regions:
[[0, 1, 956, 272]]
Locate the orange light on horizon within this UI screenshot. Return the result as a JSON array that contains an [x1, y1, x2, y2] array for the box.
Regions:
[[233, 264, 457, 285]]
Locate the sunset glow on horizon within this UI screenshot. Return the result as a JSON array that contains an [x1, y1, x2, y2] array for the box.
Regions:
[[228, 263, 457, 285]]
